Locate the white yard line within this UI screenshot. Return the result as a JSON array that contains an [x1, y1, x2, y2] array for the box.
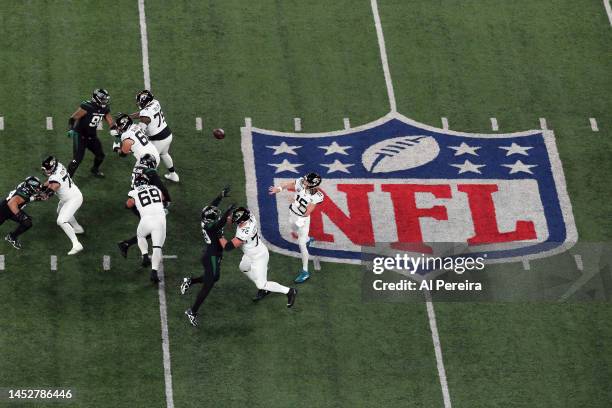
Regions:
[[103, 255, 111, 271], [604, 0, 612, 26], [343, 117, 351, 129], [370, 0, 397, 113], [441, 117, 449, 130], [162, 255, 178, 260], [573, 254, 584, 271], [0, 116, 4, 130], [46, 116, 53, 130], [424, 290, 452, 408], [490, 117, 499, 131], [313, 257, 321, 271], [50, 255, 57, 271], [138, 1, 174, 407], [589, 118, 599, 132], [539, 118, 548, 130], [245, 117, 252, 128], [370, 1, 451, 405], [195, 117, 202, 131], [294, 117, 302, 132], [522, 259, 530, 270], [0, 255, 4, 271]]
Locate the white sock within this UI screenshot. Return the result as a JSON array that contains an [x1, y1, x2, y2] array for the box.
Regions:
[[152, 247, 162, 271], [263, 281, 290, 294], [298, 237, 309, 272], [59, 222, 79, 246], [162, 154, 174, 170]]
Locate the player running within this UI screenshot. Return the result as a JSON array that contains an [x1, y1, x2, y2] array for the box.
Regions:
[[181, 186, 234, 327], [126, 173, 167, 284], [113, 113, 160, 170], [67, 88, 117, 178], [41, 156, 85, 255], [219, 207, 297, 308], [269, 172, 323, 283], [1, 176, 44, 249], [131, 90, 179, 182], [117, 154, 171, 258]]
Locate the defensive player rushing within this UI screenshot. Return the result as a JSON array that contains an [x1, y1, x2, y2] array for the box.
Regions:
[[131, 90, 179, 182], [269, 172, 323, 283], [219, 207, 298, 308], [67, 88, 117, 178], [1, 176, 44, 249], [113, 113, 160, 170], [181, 186, 234, 327], [41, 156, 85, 255], [117, 154, 171, 258], [126, 173, 167, 284]]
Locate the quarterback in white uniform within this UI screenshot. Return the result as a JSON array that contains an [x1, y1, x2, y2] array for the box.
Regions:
[[219, 207, 297, 308], [41, 156, 84, 255], [113, 113, 160, 170], [126, 173, 167, 284], [269, 172, 323, 283], [133, 90, 179, 182]]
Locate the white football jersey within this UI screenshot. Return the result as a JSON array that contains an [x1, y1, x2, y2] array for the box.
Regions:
[[121, 124, 159, 161], [290, 177, 324, 216], [48, 163, 81, 201], [235, 215, 266, 256], [139, 99, 168, 137], [128, 185, 165, 218]]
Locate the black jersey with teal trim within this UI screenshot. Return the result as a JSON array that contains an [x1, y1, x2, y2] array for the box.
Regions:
[[75, 100, 110, 136]]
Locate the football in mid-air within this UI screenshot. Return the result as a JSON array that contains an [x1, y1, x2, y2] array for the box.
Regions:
[[213, 128, 225, 139]]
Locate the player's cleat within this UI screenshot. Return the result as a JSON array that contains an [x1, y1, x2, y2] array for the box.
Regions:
[[5, 233, 22, 250], [185, 308, 198, 327], [72, 225, 85, 234], [287, 288, 298, 308], [306, 237, 315, 247], [141, 254, 151, 267], [252, 289, 270, 302], [90, 168, 105, 178], [67, 242, 83, 255], [164, 172, 180, 182], [294, 270, 310, 284], [150, 269, 160, 284], [117, 241, 129, 258], [180, 277, 192, 295]]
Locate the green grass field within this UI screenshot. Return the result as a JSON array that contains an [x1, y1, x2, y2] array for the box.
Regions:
[[1, 1, 611, 407]]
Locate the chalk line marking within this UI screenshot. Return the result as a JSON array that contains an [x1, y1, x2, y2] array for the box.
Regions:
[[50, 255, 57, 271], [370, 0, 397, 113], [195, 117, 202, 131], [313, 257, 321, 271], [604, 0, 612, 26], [294, 117, 302, 132], [573, 254, 584, 271], [522, 259, 530, 270], [0, 255, 4, 271], [490, 117, 499, 131], [103, 255, 111, 271], [163, 255, 178, 260], [46, 117, 53, 130], [343, 118, 351, 129], [589, 118, 599, 132], [0, 116, 4, 130], [441, 117, 449, 130], [138, 1, 174, 407], [245, 117, 252, 129], [425, 290, 452, 408], [539, 118, 548, 130]]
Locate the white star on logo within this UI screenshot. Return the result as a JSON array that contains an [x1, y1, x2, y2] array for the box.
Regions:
[[318, 141, 351, 155], [321, 159, 354, 174], [450, 160, 486, 174], [502, 160, 537, 174], [266, 142, 301, 155], [268, 159, 303, 174], [499, 143, 532, 156], [448, 142, 481, 156]]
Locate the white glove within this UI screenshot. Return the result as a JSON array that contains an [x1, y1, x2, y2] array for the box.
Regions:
[[112, 141, 121, 152], [110, 129, 119, 137]]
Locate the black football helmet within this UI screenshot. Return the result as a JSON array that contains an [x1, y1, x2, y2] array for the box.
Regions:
[[231, 207, 251, 224], [133, 173, 150, 187], [92, 88, 110, 108], [201, 205, 221, 223], [115, 113, 133, 133], [41, 155, 58, 176], [136, 90, 154, 109], [304, 172, 322, 190], [23, 176, 43, 194], [139, 153, 157, 169]]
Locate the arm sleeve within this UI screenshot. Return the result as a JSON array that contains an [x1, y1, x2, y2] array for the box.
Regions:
[[209, 194, 223, 208]]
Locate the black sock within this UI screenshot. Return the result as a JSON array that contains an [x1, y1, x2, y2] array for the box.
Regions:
[[125, 236, 138, 248], [191, 276, 204, 284], [168, 166, 175, 173], [191, 271, 215, 313], [92, 156, 104, 171]]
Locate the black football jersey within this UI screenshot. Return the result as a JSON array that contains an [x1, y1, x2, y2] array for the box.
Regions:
[[75, 100, 110, 136], [5, 183, 34, 210]]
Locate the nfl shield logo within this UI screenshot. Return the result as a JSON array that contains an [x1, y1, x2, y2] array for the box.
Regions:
[[241, 112, 577, 265]]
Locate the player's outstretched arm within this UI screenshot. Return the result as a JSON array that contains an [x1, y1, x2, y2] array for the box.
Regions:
[[268, 180, 296, 195]]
